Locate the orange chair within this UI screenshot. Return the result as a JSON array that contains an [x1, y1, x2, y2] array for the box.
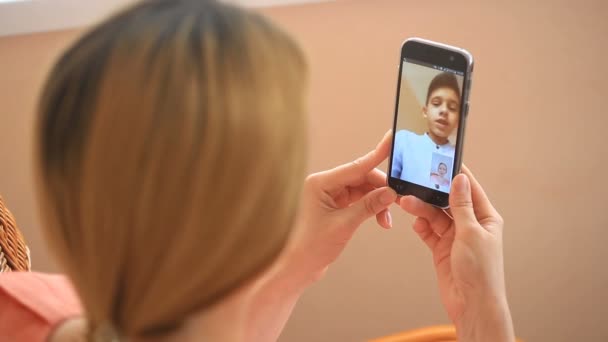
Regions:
[[368, 325, 523, 342], [0, 195, 30, 272]]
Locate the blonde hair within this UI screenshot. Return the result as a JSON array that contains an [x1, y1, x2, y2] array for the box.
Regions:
[[35, 0, 307, 339]]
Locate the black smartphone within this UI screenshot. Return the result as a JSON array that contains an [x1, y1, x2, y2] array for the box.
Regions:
[[387, 37, 474, 208]]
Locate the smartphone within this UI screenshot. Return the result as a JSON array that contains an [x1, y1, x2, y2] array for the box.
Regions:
[[387, 37, 474, 208]]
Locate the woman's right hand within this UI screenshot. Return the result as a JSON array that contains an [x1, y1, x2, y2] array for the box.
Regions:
[[399, 166, 515, 342]]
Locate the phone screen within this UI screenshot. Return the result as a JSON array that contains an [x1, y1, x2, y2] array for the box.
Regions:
[[390, 58, 465, 195]]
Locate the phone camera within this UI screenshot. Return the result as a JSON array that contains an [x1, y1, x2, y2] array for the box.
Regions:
[[449, 55, 455, 62]]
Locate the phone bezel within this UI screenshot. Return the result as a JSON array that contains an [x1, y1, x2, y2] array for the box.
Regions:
[[387, 37, 474, 209]]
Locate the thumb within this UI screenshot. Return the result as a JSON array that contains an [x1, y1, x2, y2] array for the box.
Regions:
[[342, 187, 397, 229], [449, 174, 479, 233]]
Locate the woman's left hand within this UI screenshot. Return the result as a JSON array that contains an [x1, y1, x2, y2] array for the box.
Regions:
[[244, 131, 397, 341], [283, 131, 398, 285]]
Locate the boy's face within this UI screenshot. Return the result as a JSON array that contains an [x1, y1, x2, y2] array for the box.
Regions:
[[423, 87, 460, 138]]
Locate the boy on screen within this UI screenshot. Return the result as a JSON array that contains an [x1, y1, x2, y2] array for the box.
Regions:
[[391, 71, 461, 192]]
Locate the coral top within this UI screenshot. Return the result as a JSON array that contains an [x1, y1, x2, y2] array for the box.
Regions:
[[0, 272, 83, 341]]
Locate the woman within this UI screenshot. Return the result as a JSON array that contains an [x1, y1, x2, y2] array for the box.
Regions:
[[430, 162, 451, 190], [11, 0, 514, 341]]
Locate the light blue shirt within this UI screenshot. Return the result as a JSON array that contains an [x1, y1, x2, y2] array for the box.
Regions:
[[391, 130, 455, 193]]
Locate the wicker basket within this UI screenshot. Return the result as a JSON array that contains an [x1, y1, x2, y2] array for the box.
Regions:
[[0, 196, 30, 272]]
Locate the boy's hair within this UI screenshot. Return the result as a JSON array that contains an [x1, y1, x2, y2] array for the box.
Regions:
[[425, 72, 461, 104]]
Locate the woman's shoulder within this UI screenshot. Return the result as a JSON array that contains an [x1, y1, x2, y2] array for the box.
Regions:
[[0, 272, 83, 341], [0, 271, 82, 314]]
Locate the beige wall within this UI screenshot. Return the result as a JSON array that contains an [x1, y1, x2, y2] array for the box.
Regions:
[[0, 29, 82, 272], [0, 0, 607, 341]]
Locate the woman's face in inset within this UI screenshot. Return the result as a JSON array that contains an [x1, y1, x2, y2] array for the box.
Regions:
[[438, 163, 448, 176], [423, 87, 460, 138]]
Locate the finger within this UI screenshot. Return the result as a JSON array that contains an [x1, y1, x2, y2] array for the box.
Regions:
[[460, 165, 500, 221], [412, 217, 439, 251], [399, 196, 452, 236], [449, 174, 479, 234], [341, 187, 397, 228], [376, 209, 392, 229], [347, 168, 388, 200], [340, 169, 387, 205], [365, 168, 387, 188], [323, 130, 392, 188], [340, 183, 376, 205], [460, 166, 504, 235], [351, 169, 391, 203]]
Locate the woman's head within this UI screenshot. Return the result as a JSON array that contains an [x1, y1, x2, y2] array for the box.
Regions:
[[36, 0, 307, 338], [423, 72, 460, 139], [438, 162, 448, 176]]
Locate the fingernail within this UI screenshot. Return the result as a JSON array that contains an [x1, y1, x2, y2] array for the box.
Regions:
[[377, 129, 393, 149], [380, 188, 396, 205], [385, 211, 393, 228], [455, 174, 470, 194]]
